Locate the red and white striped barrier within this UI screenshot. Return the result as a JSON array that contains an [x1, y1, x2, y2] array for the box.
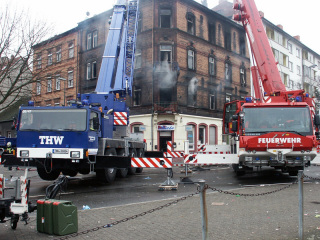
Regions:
[[0, 174, 3, 198], [20, 175, 28, 205], [165, 141, 184, 158], [131, 157, 172, 168], [114, 112, 128, 125]]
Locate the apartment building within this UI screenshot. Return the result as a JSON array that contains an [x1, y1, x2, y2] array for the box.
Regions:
[[32, 28, 79, 106], [30, 0, 251, 152]]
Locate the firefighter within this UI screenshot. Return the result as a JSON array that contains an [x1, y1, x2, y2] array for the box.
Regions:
[[6, 142, 13, 154]]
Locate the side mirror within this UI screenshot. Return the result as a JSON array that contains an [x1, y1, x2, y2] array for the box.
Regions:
[[315, 115, 320, 126], [93, 117, 100, 130], [232, 120, 238, 132]]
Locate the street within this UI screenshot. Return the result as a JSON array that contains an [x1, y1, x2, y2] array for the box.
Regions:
[[2, 164, 317, 210]]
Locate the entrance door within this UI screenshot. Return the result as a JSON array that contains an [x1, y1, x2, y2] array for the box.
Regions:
[[159, 131, 172, 152]]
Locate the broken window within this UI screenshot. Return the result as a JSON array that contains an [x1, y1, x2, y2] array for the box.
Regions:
[[224, 30, 231, 51], [208, 23, 215, 44], [133, 86, 141, 106], [210, 94, 215, 110], [225, 60, 232, 82], [187, 12, 195, 35], [160, 45, 172, 63], [188, 77, 198, 106], [160, 9, 171, 28], [239, 36, 246, 56]]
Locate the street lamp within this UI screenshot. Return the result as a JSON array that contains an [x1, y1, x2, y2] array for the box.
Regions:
[[58, 77, 67, 106]]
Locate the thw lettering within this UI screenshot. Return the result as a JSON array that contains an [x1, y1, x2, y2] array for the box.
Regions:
[[39, 136, 64, 145]]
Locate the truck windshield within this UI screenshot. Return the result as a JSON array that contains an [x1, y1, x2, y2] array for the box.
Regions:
[[19, 109, 87, 131], [243, 107, 313, 136]]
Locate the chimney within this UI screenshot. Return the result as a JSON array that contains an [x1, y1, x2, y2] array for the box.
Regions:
[[294, 35, 300, 41], [277, 24, 283, 30], [201, 0, 208, 7], [259, 11, 264, 18]]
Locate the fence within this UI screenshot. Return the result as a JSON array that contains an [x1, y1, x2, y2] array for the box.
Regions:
[[49, 169, 320, 240]]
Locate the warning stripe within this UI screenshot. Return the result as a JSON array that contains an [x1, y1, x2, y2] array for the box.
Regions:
[[114, 112, 128, 119], [131, 157, 172, 168], [114, 119, 128, 125], [0, 175, 3, 198]]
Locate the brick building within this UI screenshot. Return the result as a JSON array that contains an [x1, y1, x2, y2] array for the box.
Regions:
[[31, 0, 251, 152], [32, 28, 79, 106]]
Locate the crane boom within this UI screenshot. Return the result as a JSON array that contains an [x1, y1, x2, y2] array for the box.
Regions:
[[95, 0, 139, 97], [233, 0, 286, 96]]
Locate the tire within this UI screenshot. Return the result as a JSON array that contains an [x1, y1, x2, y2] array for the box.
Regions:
[[117, 168, 128, 178], [128, 149, 137, 175], [62, 169, 78, 177], [37, 167, 61, 181], [11, 215, 19, 230], [96, 168, 117, 183], [97, 148, 117, 183]]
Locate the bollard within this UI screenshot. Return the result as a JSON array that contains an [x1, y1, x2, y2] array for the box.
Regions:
[[298, 170, 304, 240], [199, 180, 208, 240]]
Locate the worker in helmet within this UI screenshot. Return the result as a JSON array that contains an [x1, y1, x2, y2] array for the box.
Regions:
[[6, 142, 13, 154]]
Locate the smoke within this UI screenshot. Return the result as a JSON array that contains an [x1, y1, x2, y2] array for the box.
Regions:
[[188, 77, 198, 96], [155, 59, 178, 89]]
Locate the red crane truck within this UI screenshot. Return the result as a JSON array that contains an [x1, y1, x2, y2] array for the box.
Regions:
[[223, 0, 320, 176]]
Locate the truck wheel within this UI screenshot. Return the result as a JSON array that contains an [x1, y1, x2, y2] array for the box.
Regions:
[[37, 167, 61, 181], [117, 168, 128, 178], [11, 214, 19, 230], [96, 168, 117, 183], [128, 149, 137, 175]]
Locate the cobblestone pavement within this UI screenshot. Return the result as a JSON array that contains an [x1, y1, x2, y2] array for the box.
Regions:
[[1, 174, 320, 240]]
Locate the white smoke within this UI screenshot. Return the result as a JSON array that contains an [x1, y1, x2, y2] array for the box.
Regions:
[[188, 77, 198, 96]]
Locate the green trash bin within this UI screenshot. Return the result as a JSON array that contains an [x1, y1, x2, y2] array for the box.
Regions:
[[36, 199, 45, 233], [52, 200, 78, 236]]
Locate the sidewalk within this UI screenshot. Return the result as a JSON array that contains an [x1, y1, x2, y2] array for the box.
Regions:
[[1, 178, 320, 240]]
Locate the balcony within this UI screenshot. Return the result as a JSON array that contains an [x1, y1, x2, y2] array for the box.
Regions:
[[154, 101, 177, 113]]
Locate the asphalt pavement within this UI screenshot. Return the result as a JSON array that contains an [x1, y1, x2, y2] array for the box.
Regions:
[[2, 166, 320, 239]]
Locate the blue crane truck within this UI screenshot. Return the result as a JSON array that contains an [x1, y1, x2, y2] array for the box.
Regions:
[[1, 0, 145, 183]]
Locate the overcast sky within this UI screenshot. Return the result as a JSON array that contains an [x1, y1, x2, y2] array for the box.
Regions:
[[2, 0, 320, 54]]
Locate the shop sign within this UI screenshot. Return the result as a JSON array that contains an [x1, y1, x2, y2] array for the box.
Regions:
[[158, 125, 175, 131]]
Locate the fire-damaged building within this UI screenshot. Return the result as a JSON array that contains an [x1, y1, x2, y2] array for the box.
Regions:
[[31, 0, 251, 152]]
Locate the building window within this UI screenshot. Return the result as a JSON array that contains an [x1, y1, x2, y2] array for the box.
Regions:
[[225, 59, 232, 82], [210, 94, 215, 110], [160, 9, 171, 28], [297, 65, 301, 75], [132, 124, 143, 133], [209, 126, 216, 145], [134, 49, 142, 69], [55, 74, 61, 90], [199, 125, 206, 144], [86, 61, 97, 80], [186, 12, 195, 35], [233, 32, 236, 51], [188, 77, 198, 106], [47, 50, 52, 65], [36, 80, 41, 95], [296, 48, 301, 58], [281, 72, 288, 86], [133, 86, 141, 106], [208, 23, 215, 44], [160, 45, 172, 63], [87, 32, 92, 50], [68, 70, 74, 87], [68, 42, 74, 58], [47, 77, 52, 92], [209, 56, 216, 76], [240, 36, 246, 56], [187, 49, 195, 70], [240, 65, 246, 87], [92, 30, 98, 48], [224, 30, 231, 51], [288, 42, 292, 54], [289, 61, 293, 72], [186, 124, 195, 150], [226, 94, 231, 103], [37, 54, 42, 69], [56, 46, 61, 62], [7, 131, 11, 138]]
